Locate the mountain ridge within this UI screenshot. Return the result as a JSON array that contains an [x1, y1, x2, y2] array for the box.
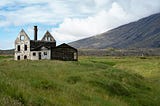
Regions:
[[69, 13, 160, 49]]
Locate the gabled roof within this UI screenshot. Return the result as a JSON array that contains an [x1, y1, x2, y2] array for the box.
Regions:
[[41, 31, 56, 42], [55, 43, 78, 51]]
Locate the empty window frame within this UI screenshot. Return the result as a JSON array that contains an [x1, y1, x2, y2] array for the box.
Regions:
[[24, 45, 27, 51], [45, 37, 48, 41], [17, 45, 20, 51], [20, 35, 24, 40], [45, 37, 51, 41], [74, 52, 77, 60], [44, 52, 47, 55], [33, 52, 36, 56], [48, 37, 51, 41]]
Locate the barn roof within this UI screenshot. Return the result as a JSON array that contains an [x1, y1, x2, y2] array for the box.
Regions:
[[30, 40, 55, 51], [30, 45, 51, 51], [55, 43, 78, 51]]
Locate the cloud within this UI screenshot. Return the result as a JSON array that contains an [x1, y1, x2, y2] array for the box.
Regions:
[[51, 0, 160, 43], [0, 0, 160, 49], [0, 0, 74, 26], [52, 2, 133, 42], [0, 0, 159, 27]]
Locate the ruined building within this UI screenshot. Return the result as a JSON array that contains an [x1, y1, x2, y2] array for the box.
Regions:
[[15, 26, 78, 61]]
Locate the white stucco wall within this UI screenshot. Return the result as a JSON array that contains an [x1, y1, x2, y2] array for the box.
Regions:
[[41, 50, 51, 60], [30, 51, 39, 60], [30, 50, 51, 60]]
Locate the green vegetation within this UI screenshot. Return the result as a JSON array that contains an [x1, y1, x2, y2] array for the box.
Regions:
[[0, 55, 13, 59], [0, 56, 159, 106]]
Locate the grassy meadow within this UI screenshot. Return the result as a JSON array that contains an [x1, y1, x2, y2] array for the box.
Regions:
[[0, 56, 160, 106]]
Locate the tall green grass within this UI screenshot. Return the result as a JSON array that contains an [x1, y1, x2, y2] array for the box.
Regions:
[[0, 56, 159, 106]]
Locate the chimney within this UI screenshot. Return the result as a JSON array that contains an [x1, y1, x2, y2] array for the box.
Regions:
[[34, 26, 38, 41]]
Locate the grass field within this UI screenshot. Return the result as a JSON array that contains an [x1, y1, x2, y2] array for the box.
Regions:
[[0, 56, 160, 106]]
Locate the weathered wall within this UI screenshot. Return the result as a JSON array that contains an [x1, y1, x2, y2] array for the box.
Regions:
[[15, 30, 31, 60], [30, 51, 39, 60], [52, 46, 78, 61]]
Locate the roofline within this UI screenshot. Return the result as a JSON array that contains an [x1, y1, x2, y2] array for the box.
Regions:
[[56, 43, 78, 51]]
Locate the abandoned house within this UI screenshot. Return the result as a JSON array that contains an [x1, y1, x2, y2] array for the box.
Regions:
[[15, 26, 78, 61]]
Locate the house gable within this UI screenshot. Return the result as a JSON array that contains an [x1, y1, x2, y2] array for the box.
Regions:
[[15, 29, 30, 44], [41, 31, 56, 42]]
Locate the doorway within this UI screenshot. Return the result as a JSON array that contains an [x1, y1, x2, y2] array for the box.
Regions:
[[39, 52, 41, 60], [24, 55, 27, 59], [17, 56, 20, 60]]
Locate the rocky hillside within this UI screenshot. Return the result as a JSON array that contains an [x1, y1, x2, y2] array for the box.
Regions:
[[69, 13, 160, 49]]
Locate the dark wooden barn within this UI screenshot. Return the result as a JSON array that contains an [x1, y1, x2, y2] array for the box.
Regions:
[[51, 43, 78, 61]]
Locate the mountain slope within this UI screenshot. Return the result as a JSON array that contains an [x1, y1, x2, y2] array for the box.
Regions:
[[69, 13, 160, 49]]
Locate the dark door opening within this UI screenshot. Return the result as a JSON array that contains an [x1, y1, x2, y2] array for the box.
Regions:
[[24, 55, 27, 59], [17, 56, 20, 60], [39, 52, 41, 60]]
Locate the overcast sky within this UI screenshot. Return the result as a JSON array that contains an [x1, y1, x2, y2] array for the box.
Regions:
[[0, 0, 160, 49]]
